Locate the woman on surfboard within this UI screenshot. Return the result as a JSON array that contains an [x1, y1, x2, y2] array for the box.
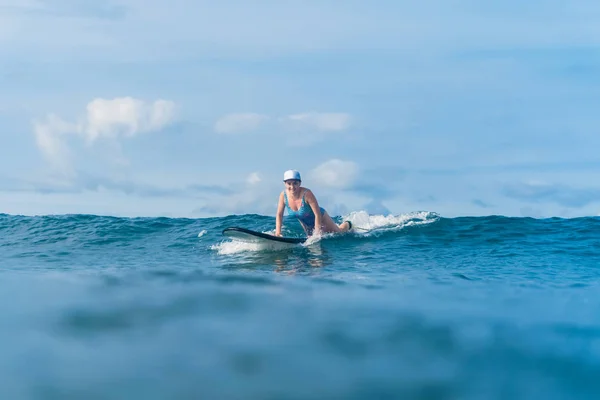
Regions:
[[275, 169, 352, 237]]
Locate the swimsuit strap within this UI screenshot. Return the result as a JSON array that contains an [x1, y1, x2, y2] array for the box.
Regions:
[[300, 189, 307, 208]]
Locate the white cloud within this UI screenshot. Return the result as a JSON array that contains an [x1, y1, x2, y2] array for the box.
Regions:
[[85, 97, 176, 142], [33, 97, 177, 171], [214, 113, 269, 134], [33, 113, 79, 174], [247, 172, 261, 185], [284, 112, 351, 132], [309, 159, 359, 189]]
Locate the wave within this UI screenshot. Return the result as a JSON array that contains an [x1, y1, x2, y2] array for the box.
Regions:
[[2, 212, 599, 257], [211, 210, 441, 255]]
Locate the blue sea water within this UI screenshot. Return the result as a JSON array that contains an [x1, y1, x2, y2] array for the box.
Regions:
[[1, 210, 600, 399]]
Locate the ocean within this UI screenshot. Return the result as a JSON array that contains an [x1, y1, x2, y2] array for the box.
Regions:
[[1, 211, 600, 399]]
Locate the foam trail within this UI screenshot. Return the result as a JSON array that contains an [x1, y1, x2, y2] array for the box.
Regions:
[[302, 231, 339, 247], [343, 211, 439, 236], [211, 240, 297, 255]]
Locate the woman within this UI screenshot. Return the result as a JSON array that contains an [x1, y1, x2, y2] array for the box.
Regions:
[[275, 169, 352, 237]]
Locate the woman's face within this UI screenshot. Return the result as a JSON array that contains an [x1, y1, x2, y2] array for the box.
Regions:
[[284, 180, 301, 194]]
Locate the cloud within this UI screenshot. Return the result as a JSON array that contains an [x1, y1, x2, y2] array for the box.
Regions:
[[33, 113, 78, 173], [283, 112, 351, 132], [33, 97, 177, 171], [247, 172, 261, 185], [363, 199, 391, 215], [309, 159, 358, 189], [502, 181, 600, 208], [85, 97, 176, 142], [214, 113, 269, 134]]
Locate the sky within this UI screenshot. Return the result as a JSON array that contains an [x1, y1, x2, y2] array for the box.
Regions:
[[1, 0, 599, 218]]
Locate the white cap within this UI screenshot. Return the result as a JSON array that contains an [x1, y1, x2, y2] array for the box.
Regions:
[[283, 169, 301, 181]]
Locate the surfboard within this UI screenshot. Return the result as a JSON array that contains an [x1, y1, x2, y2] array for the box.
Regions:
[[222, 227, 306, 244]]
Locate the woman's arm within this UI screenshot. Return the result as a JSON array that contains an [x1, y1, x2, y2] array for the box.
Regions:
[[275, 192, 285, 236], [304, 189, 322, 235]]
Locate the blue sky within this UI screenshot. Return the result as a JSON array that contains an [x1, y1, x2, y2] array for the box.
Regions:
[[1, 0, 599, 218]]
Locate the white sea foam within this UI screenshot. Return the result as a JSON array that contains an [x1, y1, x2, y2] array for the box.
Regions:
[[211, 238, 298, 255], [343, 210, 440, 236]]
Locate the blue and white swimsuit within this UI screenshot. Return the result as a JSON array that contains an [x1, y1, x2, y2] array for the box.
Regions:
[[284, 190, 325, 233]]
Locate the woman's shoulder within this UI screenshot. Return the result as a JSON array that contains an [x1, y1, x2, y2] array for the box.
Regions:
[[302, 188, 315, 197]]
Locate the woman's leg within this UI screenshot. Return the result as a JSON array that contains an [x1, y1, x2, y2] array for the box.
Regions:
[[321, 211, 351, 233], [299, 220, 311, 235]]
